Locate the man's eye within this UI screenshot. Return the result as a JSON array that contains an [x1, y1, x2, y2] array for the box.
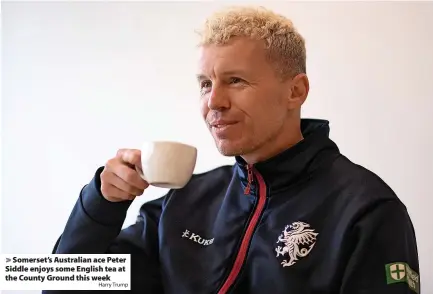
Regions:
[[201, 81, 212, 89], [229, 77, 242, 84], [200, 80, 212, 95]]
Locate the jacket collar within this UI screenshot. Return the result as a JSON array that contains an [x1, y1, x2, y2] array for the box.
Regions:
[[235, 119, 340, 195]]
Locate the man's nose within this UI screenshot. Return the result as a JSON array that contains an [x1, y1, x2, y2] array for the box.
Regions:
[[208, 85, 230, 110]]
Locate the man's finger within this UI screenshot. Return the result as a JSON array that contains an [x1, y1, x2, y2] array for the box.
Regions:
[[116, 163, 149, 190], [101, 182, 134, 202], [104, 171, 145, 196], [117, 149, 141, 167]]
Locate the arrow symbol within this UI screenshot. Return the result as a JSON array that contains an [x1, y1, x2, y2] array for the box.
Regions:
[[6, 258, 11, 263]]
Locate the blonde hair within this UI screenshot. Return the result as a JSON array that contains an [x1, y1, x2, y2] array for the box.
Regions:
[[197, 6, 306, 78]]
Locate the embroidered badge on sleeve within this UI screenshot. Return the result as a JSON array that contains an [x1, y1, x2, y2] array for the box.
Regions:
[[385, 262, 420, 293]]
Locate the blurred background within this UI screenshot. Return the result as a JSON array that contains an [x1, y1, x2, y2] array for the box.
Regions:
[[2, 1, 432, 293]]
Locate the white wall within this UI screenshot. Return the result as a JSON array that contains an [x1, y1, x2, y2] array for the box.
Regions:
[[2, 1, 432, 293]]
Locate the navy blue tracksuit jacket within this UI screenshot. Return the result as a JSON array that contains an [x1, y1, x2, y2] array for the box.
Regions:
[[44, 119, 420, 293]]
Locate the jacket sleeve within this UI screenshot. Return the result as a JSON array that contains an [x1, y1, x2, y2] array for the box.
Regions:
[[44, 167, 167, 293], [340, 200, 420, 294]]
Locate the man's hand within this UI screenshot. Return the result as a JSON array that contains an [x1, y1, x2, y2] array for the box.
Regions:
[[100, 149, 149, 202]]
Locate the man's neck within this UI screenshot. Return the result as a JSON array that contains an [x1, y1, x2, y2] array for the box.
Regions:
[[241, 122, 303, 165]]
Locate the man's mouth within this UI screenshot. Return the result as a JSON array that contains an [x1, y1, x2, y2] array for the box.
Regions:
[[209, 120, 238, 128], [209, 120, 239, 137], [213, 124, 233, 128]]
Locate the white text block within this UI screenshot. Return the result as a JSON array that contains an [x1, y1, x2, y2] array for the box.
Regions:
[[0, 254, 131, 291]]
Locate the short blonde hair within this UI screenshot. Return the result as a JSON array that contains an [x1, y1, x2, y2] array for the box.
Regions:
[[197, 6, 306, 78]]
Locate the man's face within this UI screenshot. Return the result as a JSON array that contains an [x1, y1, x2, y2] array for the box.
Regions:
[[197, 37, 293, 157]]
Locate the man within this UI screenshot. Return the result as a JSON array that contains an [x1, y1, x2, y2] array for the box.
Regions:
[[45, 6, 420, 294]]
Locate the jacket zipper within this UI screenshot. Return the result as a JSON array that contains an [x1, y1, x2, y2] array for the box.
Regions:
[[243, 164, 254, 195], [217, 164, 267, 294]]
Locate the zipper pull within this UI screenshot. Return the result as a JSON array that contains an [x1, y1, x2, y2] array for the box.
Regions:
[[244, 164, 254, 195]]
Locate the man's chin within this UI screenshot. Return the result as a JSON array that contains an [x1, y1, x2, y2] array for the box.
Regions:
[[215, 140, 245, 157]]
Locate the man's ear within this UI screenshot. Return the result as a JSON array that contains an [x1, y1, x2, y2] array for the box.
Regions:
[[287, 73, 309, 110]]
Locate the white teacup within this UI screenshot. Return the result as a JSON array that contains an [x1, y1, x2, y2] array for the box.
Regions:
[[136, 141, 197, 189]]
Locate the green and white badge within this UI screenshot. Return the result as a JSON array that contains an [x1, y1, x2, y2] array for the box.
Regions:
[[385, 262, 420, 293]]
